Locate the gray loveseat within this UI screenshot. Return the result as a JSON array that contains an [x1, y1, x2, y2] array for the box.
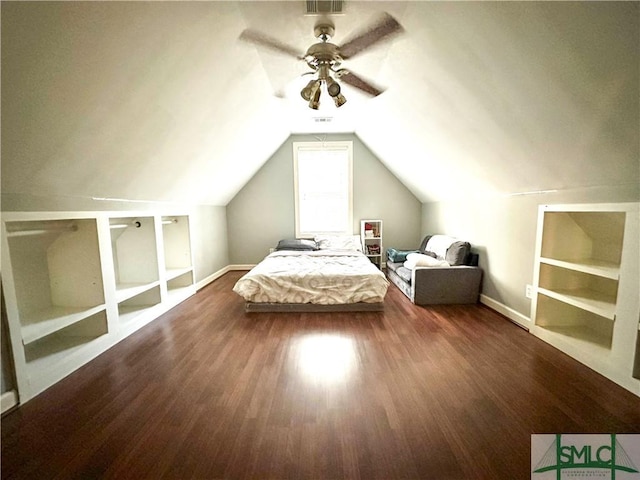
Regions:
[[386, 235, 482, 305]]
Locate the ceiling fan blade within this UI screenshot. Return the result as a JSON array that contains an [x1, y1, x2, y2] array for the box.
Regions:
[[338, 12, 404, 60], [239, 29, 304, 59], [338, 70, 385, 97]]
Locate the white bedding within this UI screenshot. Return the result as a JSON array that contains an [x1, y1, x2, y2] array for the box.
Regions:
[[233, 250, 389, 305]]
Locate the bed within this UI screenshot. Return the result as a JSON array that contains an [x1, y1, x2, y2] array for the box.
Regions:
[[232, 236, 389, 312]]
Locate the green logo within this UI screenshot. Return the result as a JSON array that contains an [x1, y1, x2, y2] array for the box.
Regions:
[[533, 434, 639, 479]]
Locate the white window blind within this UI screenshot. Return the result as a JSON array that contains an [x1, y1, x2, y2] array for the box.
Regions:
[[293, 141, 353, 238]]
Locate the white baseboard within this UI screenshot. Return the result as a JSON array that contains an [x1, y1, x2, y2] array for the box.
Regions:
[[195, 266, 230, 290], [195, 265, 255, 291], [228, 264, 256, 271], [480, 294, 531, 330], [1, 390, 18, 414]]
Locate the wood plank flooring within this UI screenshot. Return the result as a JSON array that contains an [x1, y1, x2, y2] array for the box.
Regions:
[[2, 271, 639, 479]]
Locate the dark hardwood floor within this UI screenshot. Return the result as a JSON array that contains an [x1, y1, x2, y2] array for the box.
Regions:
[[2, 271, 639, 479]]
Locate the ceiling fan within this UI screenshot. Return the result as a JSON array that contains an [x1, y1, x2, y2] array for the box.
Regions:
[[239, 12, 404, 109]]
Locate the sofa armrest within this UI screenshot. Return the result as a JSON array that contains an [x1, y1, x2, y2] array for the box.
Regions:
[[412, 266, 482, 305]]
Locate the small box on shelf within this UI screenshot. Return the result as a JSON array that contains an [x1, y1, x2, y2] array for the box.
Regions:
[[367, 244, 381, 255]]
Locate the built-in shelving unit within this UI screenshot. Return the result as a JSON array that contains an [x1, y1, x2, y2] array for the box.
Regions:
[[530, 203, 639, 396], [161, 216, 194, 302], [1, 210, 196, 402], [360, 220, 383, 269]]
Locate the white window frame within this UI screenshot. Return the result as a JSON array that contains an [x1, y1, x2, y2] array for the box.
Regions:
[[293, 141, 353, 238]]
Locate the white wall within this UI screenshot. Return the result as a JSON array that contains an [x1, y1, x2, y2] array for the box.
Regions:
[[190, 205, 229, 282]]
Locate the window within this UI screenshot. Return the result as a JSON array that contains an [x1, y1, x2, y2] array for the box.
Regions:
[[293, 141, 353, 238]]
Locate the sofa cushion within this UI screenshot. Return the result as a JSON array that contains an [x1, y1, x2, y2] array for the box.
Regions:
[[387, 267, 413, 297], [395, 266, 413, 284], [386, 261, 403, 273]]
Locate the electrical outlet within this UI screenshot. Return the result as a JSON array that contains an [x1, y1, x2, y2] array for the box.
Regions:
[[525, 284, 533, 299]]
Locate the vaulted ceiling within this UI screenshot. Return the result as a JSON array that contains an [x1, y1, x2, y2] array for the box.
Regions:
[[2, 1, 638, 206]]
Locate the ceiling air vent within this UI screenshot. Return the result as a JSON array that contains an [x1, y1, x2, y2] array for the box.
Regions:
[[306, 0, 343, 15]]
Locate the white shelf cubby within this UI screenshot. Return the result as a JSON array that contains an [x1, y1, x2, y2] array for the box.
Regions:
[[109, 216, 159, 301], [117, 285, 162, 331], [4, 218, 106, 345], [161, 216, 194, 296]]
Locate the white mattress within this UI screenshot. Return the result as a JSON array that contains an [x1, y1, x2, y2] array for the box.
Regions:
[[233, 250, 389, 305]]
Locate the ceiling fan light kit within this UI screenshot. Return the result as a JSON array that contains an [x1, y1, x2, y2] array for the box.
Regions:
[[240, 12, 404, 110], [303, 62, 346, 109]]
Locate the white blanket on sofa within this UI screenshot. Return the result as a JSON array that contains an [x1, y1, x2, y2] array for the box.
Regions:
[[425, 235, 459, 260]]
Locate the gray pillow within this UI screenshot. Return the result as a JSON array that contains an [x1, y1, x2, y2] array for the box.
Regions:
[[445, 241, 471, 266], [275, 238, 318, 251]]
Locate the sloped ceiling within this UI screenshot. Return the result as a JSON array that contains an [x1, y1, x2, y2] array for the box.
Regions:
[[2, 1, 638, 206]]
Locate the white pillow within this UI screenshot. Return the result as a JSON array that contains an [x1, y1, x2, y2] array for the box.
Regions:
[[315, 235, 363, 252], [404, 252, 450, 269]]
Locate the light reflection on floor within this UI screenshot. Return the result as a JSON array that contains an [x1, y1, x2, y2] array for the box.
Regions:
[[293, 333, 357, 385]]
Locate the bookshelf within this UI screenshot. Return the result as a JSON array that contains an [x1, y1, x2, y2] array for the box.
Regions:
[[360, 220, 383, 269]]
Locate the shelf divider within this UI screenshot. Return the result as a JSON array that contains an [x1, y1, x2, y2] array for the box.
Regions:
[[21, 304, 107, 345], [539, 257, 620, 280], [115, 281, 161, 303], [537, 288, 616, 320]]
